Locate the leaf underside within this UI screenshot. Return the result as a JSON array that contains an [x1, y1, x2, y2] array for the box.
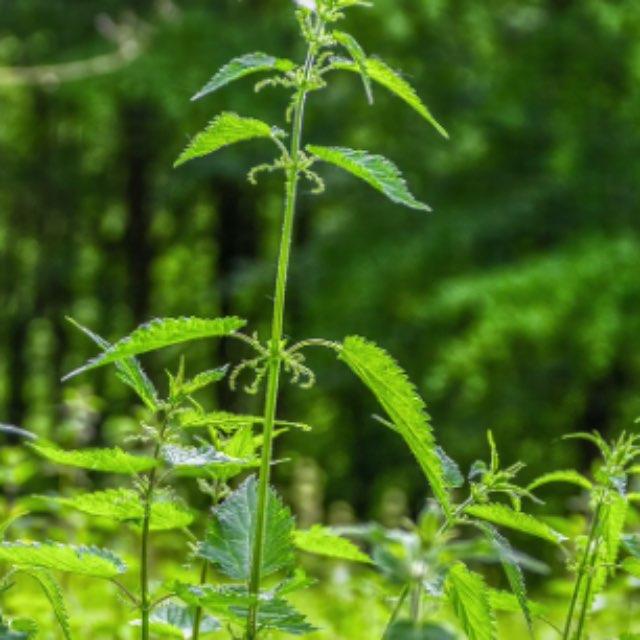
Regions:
[[339, 336, 451, 517], [161, 444, 258, 478], [174, 113, 277, 167], [64, 316, 245, 380], [307, 145, 431, 211]]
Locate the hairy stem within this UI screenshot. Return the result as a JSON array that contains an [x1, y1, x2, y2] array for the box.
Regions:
[[562, 499, 603, 640], [246, 15, 323, 640], [191, 561, 208, 640]]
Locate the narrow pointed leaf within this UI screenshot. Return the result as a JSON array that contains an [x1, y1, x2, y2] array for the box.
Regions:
[[192, 52, 295, 101], [179, 367, 228, 396], [29, 442, 157, 474], [174, 113, 279, 167], [527, 470, 592, 492], [307, 146, 430, 211], [20, 568, 71, 640], [465, 503, 565, 544], [331, 57, 448, 137], [196, 475, 294, 580], [446, 562, 496, 640], [339, 336, 451, 516], [0, 541, 126, 578], [178, 410, 310, 432], [293, 525, 372, 563], [64, 316, 245, 380], [332, 31, 372, 104]]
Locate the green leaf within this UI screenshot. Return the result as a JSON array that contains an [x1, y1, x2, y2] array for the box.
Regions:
[[0, 618, 38, 640], [20, 568, 71, 640], [174, 113, 279, 167], [308, 146, 431, 211], [526, 470, 592, 492], [29, 442, 157, 474], [64, 316, 245, 380], [0, 541, 126, 578], [178, 410, 310, 432], [487, 590, 546, 618], [293, 525, 372, 563], [67, 317, 159, 410], [331, 57, 448, 138], [196, 475, 294, 580], [445, 562, 496, 640], [132, 601, 220, 638], [386, 621, 455, 640], [229, 597, 316, 636], [622, 556, 640, 578], [601, 492, 627, 570], [192, 52, 295, 101], [174, 582, 256, 612], [339, 336, 451, 517], [465, 504, 566, 544], [50, 489, 193, 531], [332, 31, 372, 104], [179, 367, 228, 396], [161, 444, 258, 478]]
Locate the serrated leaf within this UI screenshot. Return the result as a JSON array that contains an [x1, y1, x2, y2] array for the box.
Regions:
[[446, 562, 496, 640], [174, 582, 256, 611], [526, 470, 592, 492], [333, 31, 372, 104], [437, 446, 464, 489], [174, 113, 278, 167], [131, 601, 220, 638], [601, 492, 627, 571], [196, 475, 294, 580], [29, 442, 157, 474], [178, 410, 310, 432], [0, 541, 126, 578], [339, 336, 451, 517], [179, 367, 228, 396], [64, 316, 245, 380], [192, 52, 295, 101], [50, 489, 193, 531], [161, 444, 258, 478], [293, 525, 372, 563], [229, 597, 316, 636], [20, 568, 71, 640], [308, 146, 430, 211], [331, 56, 448, 137], [67, 317, 159, 410], [465, 504, 565, 544]]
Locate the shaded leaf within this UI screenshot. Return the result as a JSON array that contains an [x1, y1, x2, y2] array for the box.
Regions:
[[161, 444, 258, 478], [293, 525, 372, 563], [308, 146, 430, 211], [332, 31, 372, 104], [192, 52, 295, 101], [131, 601, 220, 638], [174, 113, 279, 167], [64, 316, 245, 380], [0, 541, 126, 578], [387, 621, 455, 640], [339, 336, 451, 517]]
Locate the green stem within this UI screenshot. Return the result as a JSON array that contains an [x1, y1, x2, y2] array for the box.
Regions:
[[562, 499, 603, 640], [382, 584, 410, 639], [246, 16, 322, 640], [192, 561, 208, 640]]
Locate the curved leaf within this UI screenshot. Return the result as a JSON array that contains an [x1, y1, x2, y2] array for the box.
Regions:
[[192, 52, 295, 101], [332, 32, 372, 104], [64, 316, 245, 380], [0, 541, 126, 578], [307, 146, 430, 211], [174, 113, 279, 167], [20, 568, 71, 640], [339, 336, 451, 517], [29, 442, 157, 474], [446, 562, 496, 640], [527, 470, 592, 492], [331, 57, 448, 138], [465, 503, 565, 544], [293, 525, 372, 564]]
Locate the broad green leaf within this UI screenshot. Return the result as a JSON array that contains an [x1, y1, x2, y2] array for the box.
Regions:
[[387, 621, 455, 640], [526, 470, 592, 492], [339, 336, 451, 517], [196, 475, 294, 580], [161, 444, 258, 478], [293, 525, 372, 563], [50, 489, 193, 531], [131, 601, 220, 638], [67, 317, 159, 410], [174, 113, 279, 167], [64, 316, 245, 380], [308, 146, 431, 211], [174, 583, 256, 612], [446, 562, 496, 640], [333, 31, 372, 104], [331, 57, 448, 138], [465, 504, 566, 544], [20, 568, 71, 640], [229, 597, 315, 636], [192, 52, 295, 101], [0, 541, 126, 578], [29, 442, 157, 474]]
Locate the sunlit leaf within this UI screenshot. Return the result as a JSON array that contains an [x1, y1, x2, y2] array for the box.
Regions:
[[19, 568, 71, 640], [333, 31, 372, 104], [526, 470, 592, 492], [293, 525, 372, 563], [161, 444, 258, 478]]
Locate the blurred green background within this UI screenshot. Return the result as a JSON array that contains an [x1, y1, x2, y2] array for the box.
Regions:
[[2, 0, 640, 519]]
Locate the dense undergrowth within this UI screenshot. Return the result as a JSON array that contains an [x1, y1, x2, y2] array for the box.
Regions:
[[2, 1, 640, 639]]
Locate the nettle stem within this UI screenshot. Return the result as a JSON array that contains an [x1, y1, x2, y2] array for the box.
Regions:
[[562, 498, 604, 640], [191, 561, 208, 640], [246, 15, 323, 640]]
